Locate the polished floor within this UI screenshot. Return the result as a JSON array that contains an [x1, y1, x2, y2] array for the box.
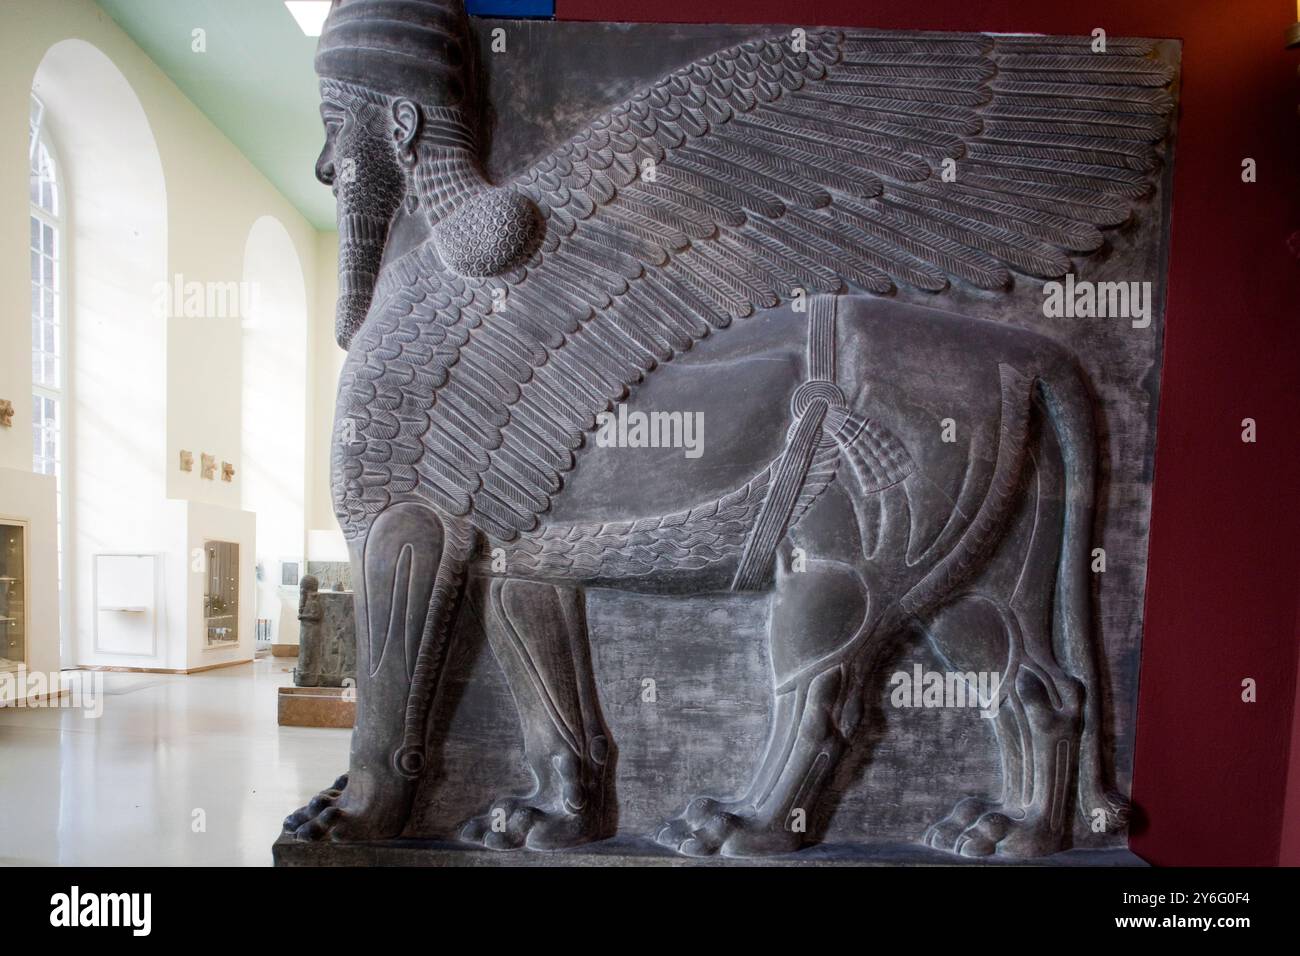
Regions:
[[0, 658, 350, 866]]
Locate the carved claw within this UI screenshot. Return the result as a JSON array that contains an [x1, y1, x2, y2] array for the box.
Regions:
[[283, 772, 411, 843], [655, 797, 802, 858], [953, 811, 1013, 858], [655, 816, 732, 857], [459, 792, 602, 851], [283, 774, 349, 840], [926, 799, 1067, 859], [923, 796, 992, 852]]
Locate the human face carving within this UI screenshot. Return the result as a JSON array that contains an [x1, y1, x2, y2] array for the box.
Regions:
[[317, 86, 406, 349]]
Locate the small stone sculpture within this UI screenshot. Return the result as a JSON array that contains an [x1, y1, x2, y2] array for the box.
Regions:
[[294, 575, 357, 688], [200, 453, 216, 480]]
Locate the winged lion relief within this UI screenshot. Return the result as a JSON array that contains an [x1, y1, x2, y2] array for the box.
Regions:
[[281, 0, 1177, 862]]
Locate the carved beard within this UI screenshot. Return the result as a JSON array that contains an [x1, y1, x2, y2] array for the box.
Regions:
[[334, 131, 404, 349]]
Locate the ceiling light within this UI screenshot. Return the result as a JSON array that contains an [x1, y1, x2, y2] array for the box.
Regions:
[[285, 1, 331, 37]]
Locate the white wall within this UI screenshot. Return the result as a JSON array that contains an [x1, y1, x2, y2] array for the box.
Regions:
[[308, 229, 343, 548], [242, 215, 309, 644], [2, 0, 328, 476], [0, 0, 340, 668]]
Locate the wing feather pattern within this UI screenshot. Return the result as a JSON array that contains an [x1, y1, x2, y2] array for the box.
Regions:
[[336, 29, 1176, 541]]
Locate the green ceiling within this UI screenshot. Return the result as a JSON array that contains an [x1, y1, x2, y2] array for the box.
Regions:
[[97, 0, 337, 229]]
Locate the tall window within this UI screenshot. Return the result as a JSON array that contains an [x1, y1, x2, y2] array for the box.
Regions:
[[28, 94, 64, 586]]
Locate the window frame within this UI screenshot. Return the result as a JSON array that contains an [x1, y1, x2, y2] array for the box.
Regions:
[[29, 96, 64, 481], [28, 93, 70, 649]]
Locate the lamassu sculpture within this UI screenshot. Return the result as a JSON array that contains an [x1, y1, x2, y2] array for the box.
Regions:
[[282, 0, 1176, 860]]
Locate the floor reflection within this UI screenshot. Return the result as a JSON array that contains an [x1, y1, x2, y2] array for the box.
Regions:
[[0, 657, 350, 866]]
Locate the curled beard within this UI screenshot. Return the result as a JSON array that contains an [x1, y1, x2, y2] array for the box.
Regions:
[[335, 209, 391, 349], [333, 136, 404, 349]]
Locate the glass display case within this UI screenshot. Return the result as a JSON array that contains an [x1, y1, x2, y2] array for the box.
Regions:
[[0, 521, 27, 672], [203, 540, 239, 647]]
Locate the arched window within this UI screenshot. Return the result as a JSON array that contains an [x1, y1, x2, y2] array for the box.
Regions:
[[33, 40, 169, 668], [28, 93, 64, 586]]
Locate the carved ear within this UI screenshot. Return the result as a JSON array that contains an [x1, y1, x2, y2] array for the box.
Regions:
[[392, 98, 421, 167]]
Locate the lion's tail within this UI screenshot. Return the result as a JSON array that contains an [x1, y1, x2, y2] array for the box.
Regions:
[[1038, 358, 1129, 830]]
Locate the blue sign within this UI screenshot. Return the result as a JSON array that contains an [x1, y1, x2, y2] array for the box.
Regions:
[[466, 0, 554, 17]]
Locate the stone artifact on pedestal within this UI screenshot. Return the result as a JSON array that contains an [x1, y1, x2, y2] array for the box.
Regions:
[[279, 576, 359, 728], [293, 575, 357, 688], [278, 0, 1179, 864]]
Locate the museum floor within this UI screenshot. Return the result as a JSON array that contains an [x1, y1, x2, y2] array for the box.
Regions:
[[0, 659, 350, 866]]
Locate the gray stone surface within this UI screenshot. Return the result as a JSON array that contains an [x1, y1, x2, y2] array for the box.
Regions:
[[306, 561, 352, 593], [281, 1, 1179, 863], [272, 831, 1147, 867]]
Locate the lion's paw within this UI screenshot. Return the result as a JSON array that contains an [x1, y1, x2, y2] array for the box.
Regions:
[[460, 791, 603, 851], [655, 797, 801, 858], [926, 797, 1066, 859]]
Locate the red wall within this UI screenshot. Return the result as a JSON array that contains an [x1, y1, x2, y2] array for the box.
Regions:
[[557, 0, 1300, 865]]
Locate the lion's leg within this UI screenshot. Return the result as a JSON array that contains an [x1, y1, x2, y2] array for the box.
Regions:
[[919, 591, 1021, 851], [921, 591, 1084, 858], [286, 503, 464, 842], [461, 578, 614, 850], [656, 553, 875, 857]]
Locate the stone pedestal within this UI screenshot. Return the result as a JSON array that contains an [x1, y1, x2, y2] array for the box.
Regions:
[[277, 685, 356, 728], [272, 833, 1146, 868]]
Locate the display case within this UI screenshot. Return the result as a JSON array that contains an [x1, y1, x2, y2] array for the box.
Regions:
[[203, 540, 239, 648], [0, 521, 27, 672]]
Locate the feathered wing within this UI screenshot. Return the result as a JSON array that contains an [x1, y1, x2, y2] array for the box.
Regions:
[[339, 29, 1175, 542]]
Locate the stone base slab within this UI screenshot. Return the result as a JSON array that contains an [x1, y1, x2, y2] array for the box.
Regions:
[[272, 833, 1145, 867], [277, 686, 355, 728]]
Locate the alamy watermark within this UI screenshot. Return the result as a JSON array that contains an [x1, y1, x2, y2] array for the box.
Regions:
[[889, 665, 1003, 718], [1041, 273, 1152, 329], [50, 886, 150, 936], [151, 273, 260, 321], [0, 668, 104, 718], [595, 403, 704, 459]]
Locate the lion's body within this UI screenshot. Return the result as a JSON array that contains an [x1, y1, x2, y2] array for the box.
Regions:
[[319, 293, 1122, 857]]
